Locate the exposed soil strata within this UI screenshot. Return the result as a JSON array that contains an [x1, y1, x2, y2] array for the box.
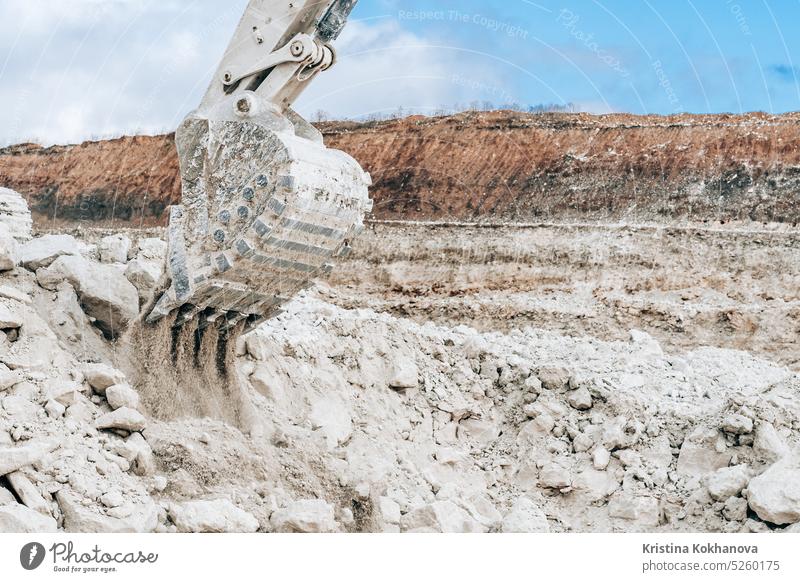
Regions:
[[328, 222, 800, 371], [2, 111, 800, 227]]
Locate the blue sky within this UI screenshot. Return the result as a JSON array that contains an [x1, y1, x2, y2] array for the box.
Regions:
[[349, 0, 800, 115], [0, 0, 797, 146]]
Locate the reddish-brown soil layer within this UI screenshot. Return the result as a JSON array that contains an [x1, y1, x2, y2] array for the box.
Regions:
[[2, 110, 800, 227]]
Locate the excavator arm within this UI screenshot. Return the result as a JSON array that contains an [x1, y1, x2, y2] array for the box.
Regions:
[[146, 0, 371, 331]]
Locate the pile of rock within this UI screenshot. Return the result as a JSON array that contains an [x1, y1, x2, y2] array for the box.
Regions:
[[2, 185, 800, 533], [232, 296, 800, 533], [0, 189, 262, 533]]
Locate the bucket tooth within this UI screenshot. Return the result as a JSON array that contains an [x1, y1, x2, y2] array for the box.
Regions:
[[220, 312, 247, 332], [173, 305, 200, 328], [198, 309, 226, 331]]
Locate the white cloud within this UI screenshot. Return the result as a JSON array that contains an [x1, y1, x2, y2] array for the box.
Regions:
[[1, 0, 172, 34], [164, 31, 201, 70], [0, 2, 523, 145], [297, 19, 522, 119], [572, 100, 618, 114], [0, 0, 245, 145]]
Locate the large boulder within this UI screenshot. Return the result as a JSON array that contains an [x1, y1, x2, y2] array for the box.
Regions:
[[270, 499, 337, 533], [20, 234, 80, 270], [98, 234, 131, 264], [747, 455, 800, 525], [124, 257, 164, 301], [95, 407, 147, 432], [0, 365, 21, 391], [0, 486, 15, 505], [137, 238, 167, 260], [706, 465, 751, 501], [168, 499, 259, 533], [56, 490, 158, 533], [501, 498, 550, 532], [0, 439, 60, 477], [388, 360, 419, 390], [82, 363, 127, 394], [0, 229, 18, 271], [105, 384, 141, 411], [6, 471, 51, 516], [400, 500, 486, 533], [753, 422, 790, 464], [0, 188, 32, 241], [0, 502, 57, 532], [608, 493, 661, 527], [125, 432, 155, 476], [0, 303, 24, 330], [676, 427, 731, 477], [37, 254, 138, 338]]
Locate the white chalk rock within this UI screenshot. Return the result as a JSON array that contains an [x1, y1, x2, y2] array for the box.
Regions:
[[6, 471, 51, 516], [105, 384, 140, 411], [747, 455, 800, 525], [125, 432, 155, 476], [593, 446, 611, 470], [20, 234, 79, 270], [0, 502, 57, 532], [0, 229, 18, 271], [753, 422, 790, 464], [308, 395, 352, 448], [466, 494, 503, 530], [676, 427, 731, 477], [388, 360, 419, 390], [0, 284, 29, 304], [57, 490, 158, 533], [124, 257, 163, 300], [270, 499, 337, 533], [706, 464, 750, 501], [401, 500, 485, 533], [1, 394, 40, 420], [0, 366, 21, 391], [249, 365, 284, 401], [722, 496, 748, 521], [721, 414, 753, 435], [539, 463, 571, 489], [98, 234, 131, 264], [378, 497, 401, 525], [0, 439, 59, 477], [0, 486, 15, 505], [629, 329, 664, 358], [501, 498, 549, 533], [0, 188, 32, 242], [608, 494, 661, 527], [136, 238, 167, 260], [44, 378, 83, 406], [37, 255, 138, 338], [567, 386, 593, 410], [536, 366, 571, 390], [44, 399, 65, 418], [95, 407, 147, 432], [169, 498, 259, 533], [100, 491, 124, 508], [82, 363, 126, 393], [0, 303, 24, 329]]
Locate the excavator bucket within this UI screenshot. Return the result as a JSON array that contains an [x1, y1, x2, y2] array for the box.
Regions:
[[146, 0, 371, 330]]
